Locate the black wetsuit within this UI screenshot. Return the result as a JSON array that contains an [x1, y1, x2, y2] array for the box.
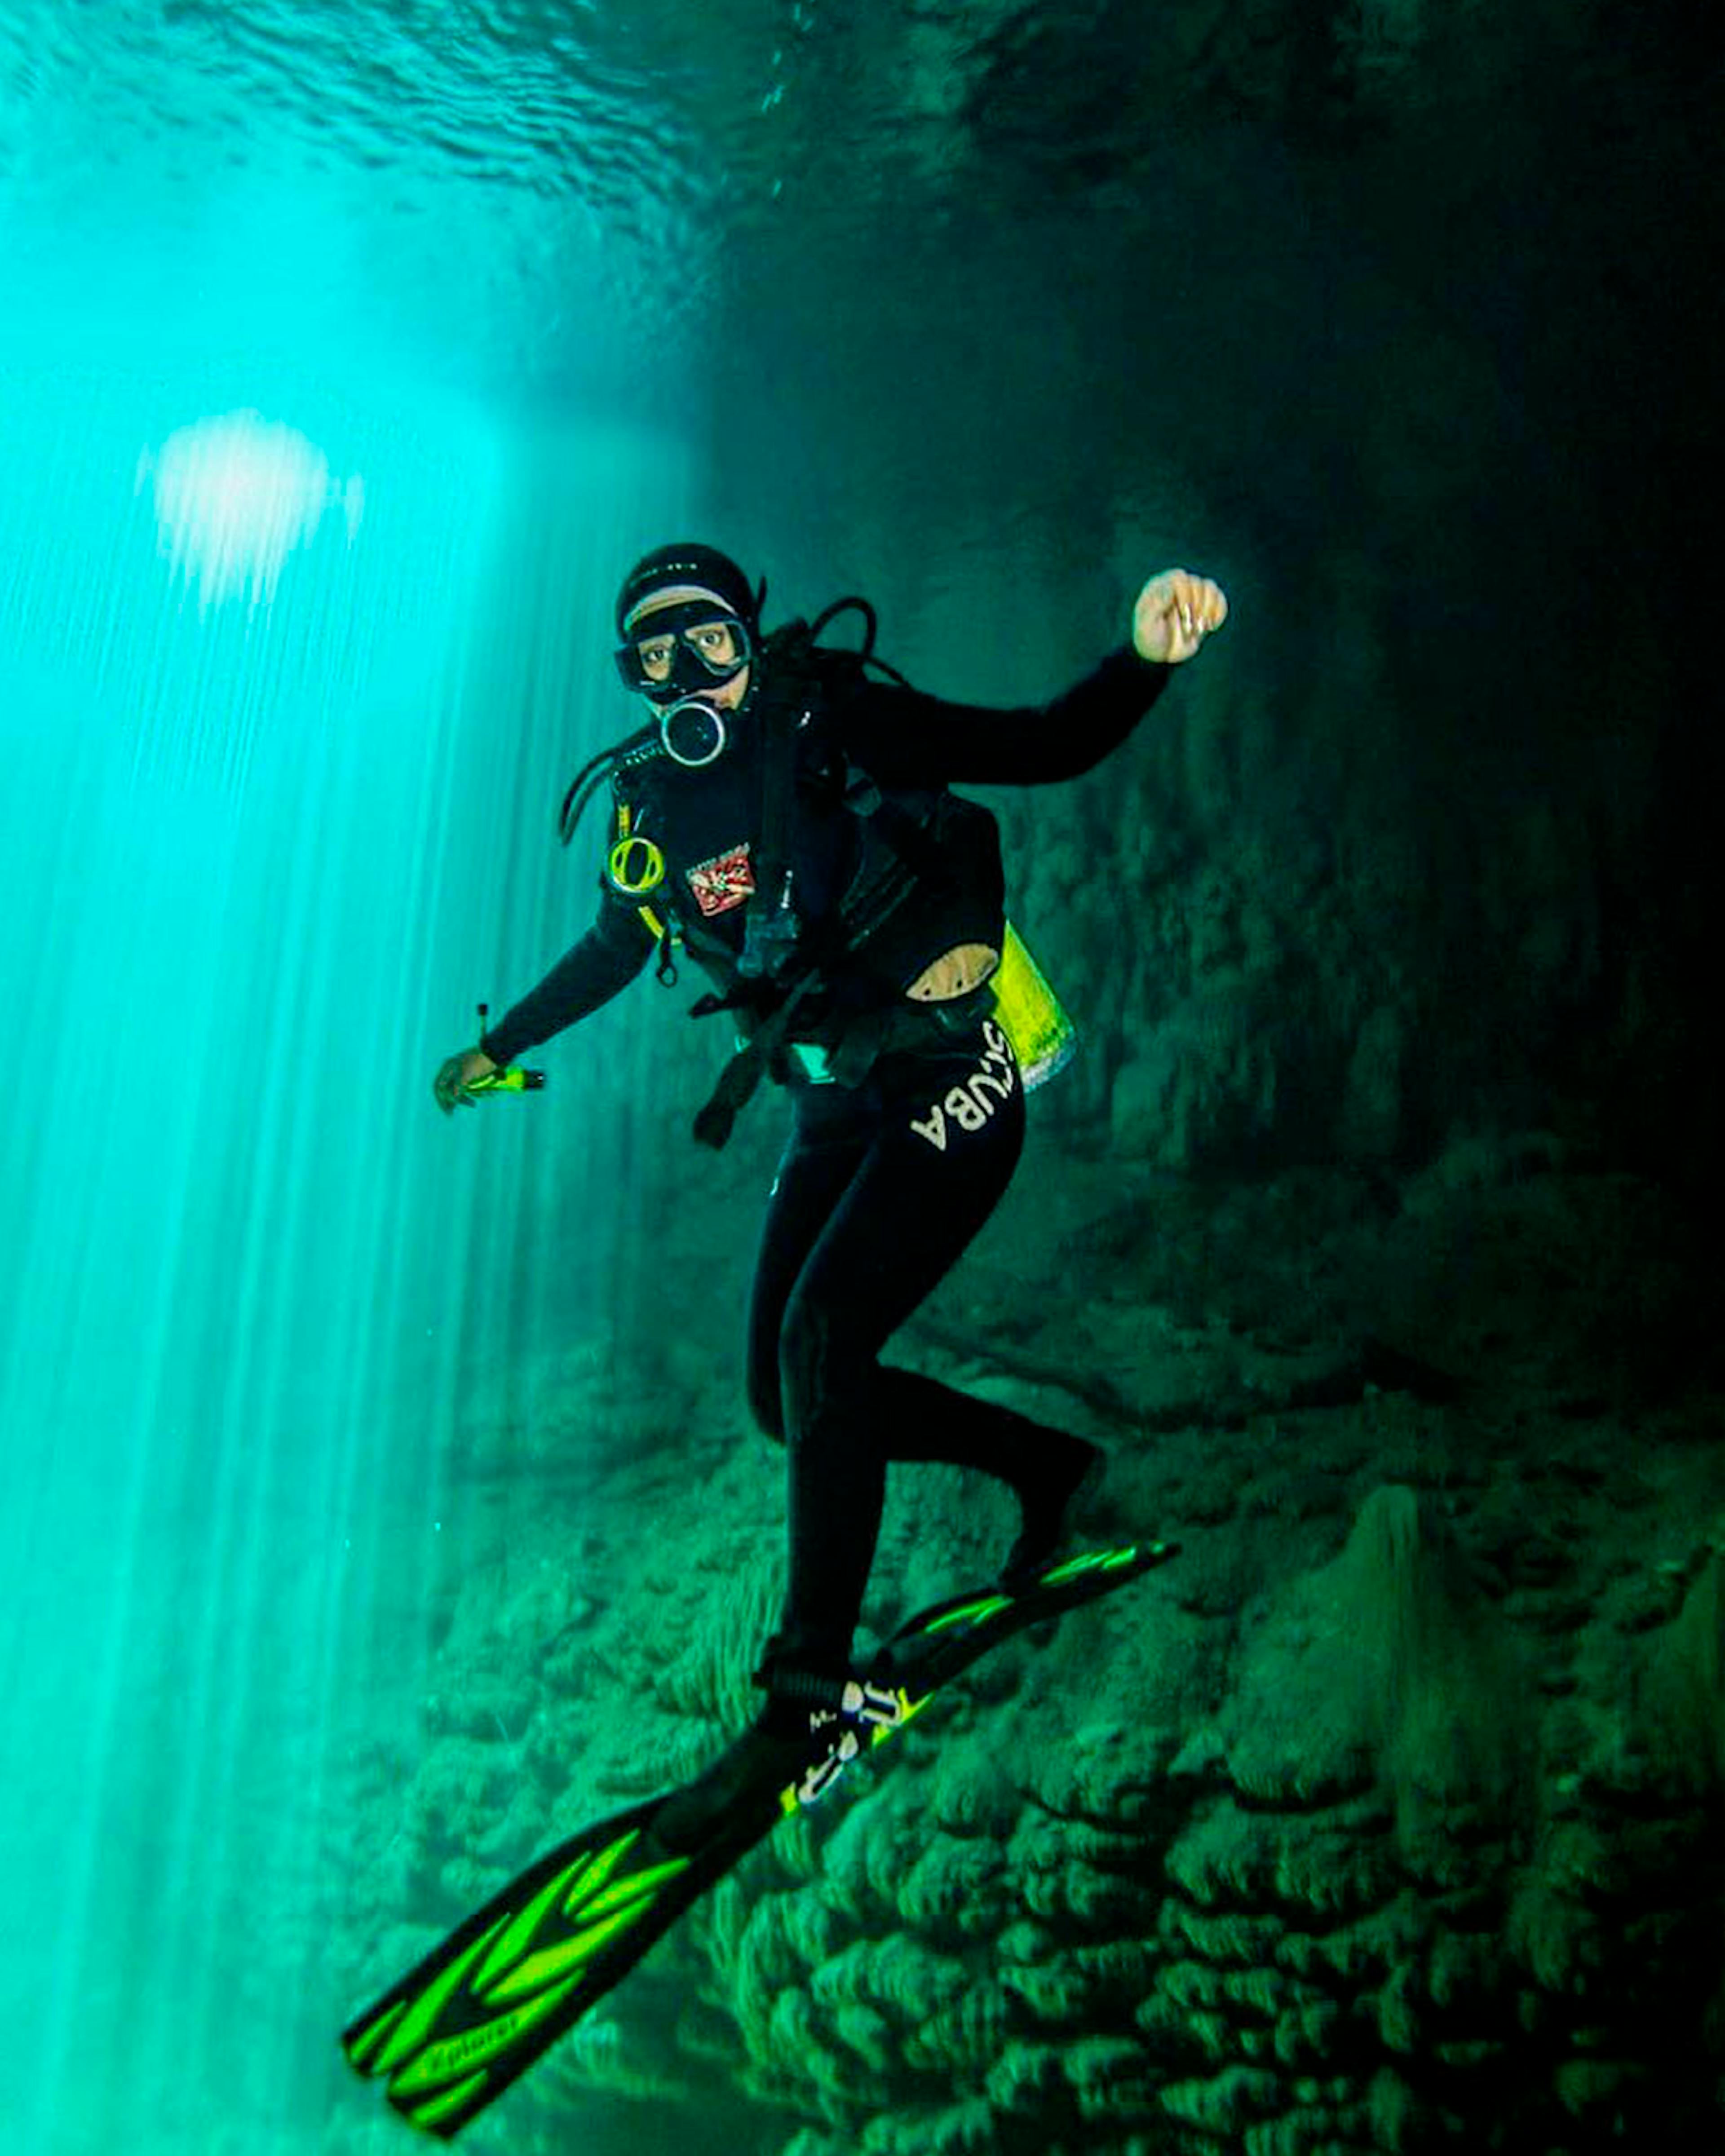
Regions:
[[481, 643, 1169, 1682]]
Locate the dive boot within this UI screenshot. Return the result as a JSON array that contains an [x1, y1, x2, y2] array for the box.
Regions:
[[655, 1665, 902, 1851], [1000, 1436, 1107, 1584]]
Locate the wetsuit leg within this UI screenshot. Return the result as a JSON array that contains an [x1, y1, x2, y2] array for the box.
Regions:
[[750, 1019, 1083, 1676], [745, 1116, 871, 1445]]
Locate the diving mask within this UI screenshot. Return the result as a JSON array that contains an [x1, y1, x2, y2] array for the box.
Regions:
[[614, 603, 753, 705]]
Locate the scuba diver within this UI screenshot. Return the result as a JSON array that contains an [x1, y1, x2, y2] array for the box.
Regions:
[[433, 542, 1227, 1790]]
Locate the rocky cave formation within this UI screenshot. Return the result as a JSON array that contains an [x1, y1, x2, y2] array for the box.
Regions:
[[330, 1135, 1724, 2155], [322, 4, 1719, 2148]]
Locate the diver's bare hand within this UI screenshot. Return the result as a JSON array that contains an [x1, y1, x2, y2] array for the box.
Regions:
[[1133, 569, 1229, 664], [434, 1047, 498, 1113]]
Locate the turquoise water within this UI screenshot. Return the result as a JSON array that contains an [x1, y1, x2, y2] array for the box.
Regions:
[[0, 12, 711, 2147], [1, 4, 1712, 2153], [0, 346, 641, 2154]]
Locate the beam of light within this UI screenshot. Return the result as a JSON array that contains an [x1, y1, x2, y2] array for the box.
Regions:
[[1, 370, 711, 2156], [136, 409, 364, 611]]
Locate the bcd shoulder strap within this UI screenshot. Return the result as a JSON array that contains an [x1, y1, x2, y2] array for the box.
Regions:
[[691, 610, 938, 1149]]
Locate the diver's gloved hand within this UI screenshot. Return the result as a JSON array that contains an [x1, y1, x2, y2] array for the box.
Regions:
[[1133, 567, 1229, 664], [433, 1047, 498, 1113]]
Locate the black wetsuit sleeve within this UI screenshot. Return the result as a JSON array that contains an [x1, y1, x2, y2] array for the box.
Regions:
[[836, 645, 1172, 788], [479, 894, 655, 1066]]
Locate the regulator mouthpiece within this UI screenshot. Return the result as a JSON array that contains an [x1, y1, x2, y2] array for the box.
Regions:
[[658, 696, 730, 768]]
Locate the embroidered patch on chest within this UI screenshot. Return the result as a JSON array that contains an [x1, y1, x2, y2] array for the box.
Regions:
[[686, 841, 756, 918]]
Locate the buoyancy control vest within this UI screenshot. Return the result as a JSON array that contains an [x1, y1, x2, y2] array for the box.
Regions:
[[560, 601, 1069, 1146]]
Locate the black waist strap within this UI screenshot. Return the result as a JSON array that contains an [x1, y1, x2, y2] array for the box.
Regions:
[[690, 976, 820, 1149]]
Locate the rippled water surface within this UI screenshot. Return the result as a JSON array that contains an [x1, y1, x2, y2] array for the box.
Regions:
[[0, 9, 1716, 2156], [4, 0, 1711, 593], [6, 2, 1706, 391]]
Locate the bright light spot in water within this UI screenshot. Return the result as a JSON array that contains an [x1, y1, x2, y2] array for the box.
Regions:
[[137, 410, 365, 608]]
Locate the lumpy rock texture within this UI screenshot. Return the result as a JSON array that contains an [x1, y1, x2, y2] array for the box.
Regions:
[[332, 1137, 1725, 2154]]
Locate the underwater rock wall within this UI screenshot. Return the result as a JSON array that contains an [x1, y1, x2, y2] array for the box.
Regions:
[[979, 660, 1630, 1185], [688, 1468, 1725, 2156], [330, 1142, 1725, 2154], [701, 0, 1712, 1197]]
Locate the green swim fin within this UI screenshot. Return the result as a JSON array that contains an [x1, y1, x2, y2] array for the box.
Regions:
[[341, 1538, 1177, 2137]]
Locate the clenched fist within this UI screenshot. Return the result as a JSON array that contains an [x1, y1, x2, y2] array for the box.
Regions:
[[1133, 568, 1229, 665]]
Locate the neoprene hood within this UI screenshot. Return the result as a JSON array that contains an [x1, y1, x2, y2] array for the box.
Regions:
[[615, 543, 763, 638]]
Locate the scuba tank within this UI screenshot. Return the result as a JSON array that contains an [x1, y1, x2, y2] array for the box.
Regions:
[[991, 924, 1075, 1092]]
